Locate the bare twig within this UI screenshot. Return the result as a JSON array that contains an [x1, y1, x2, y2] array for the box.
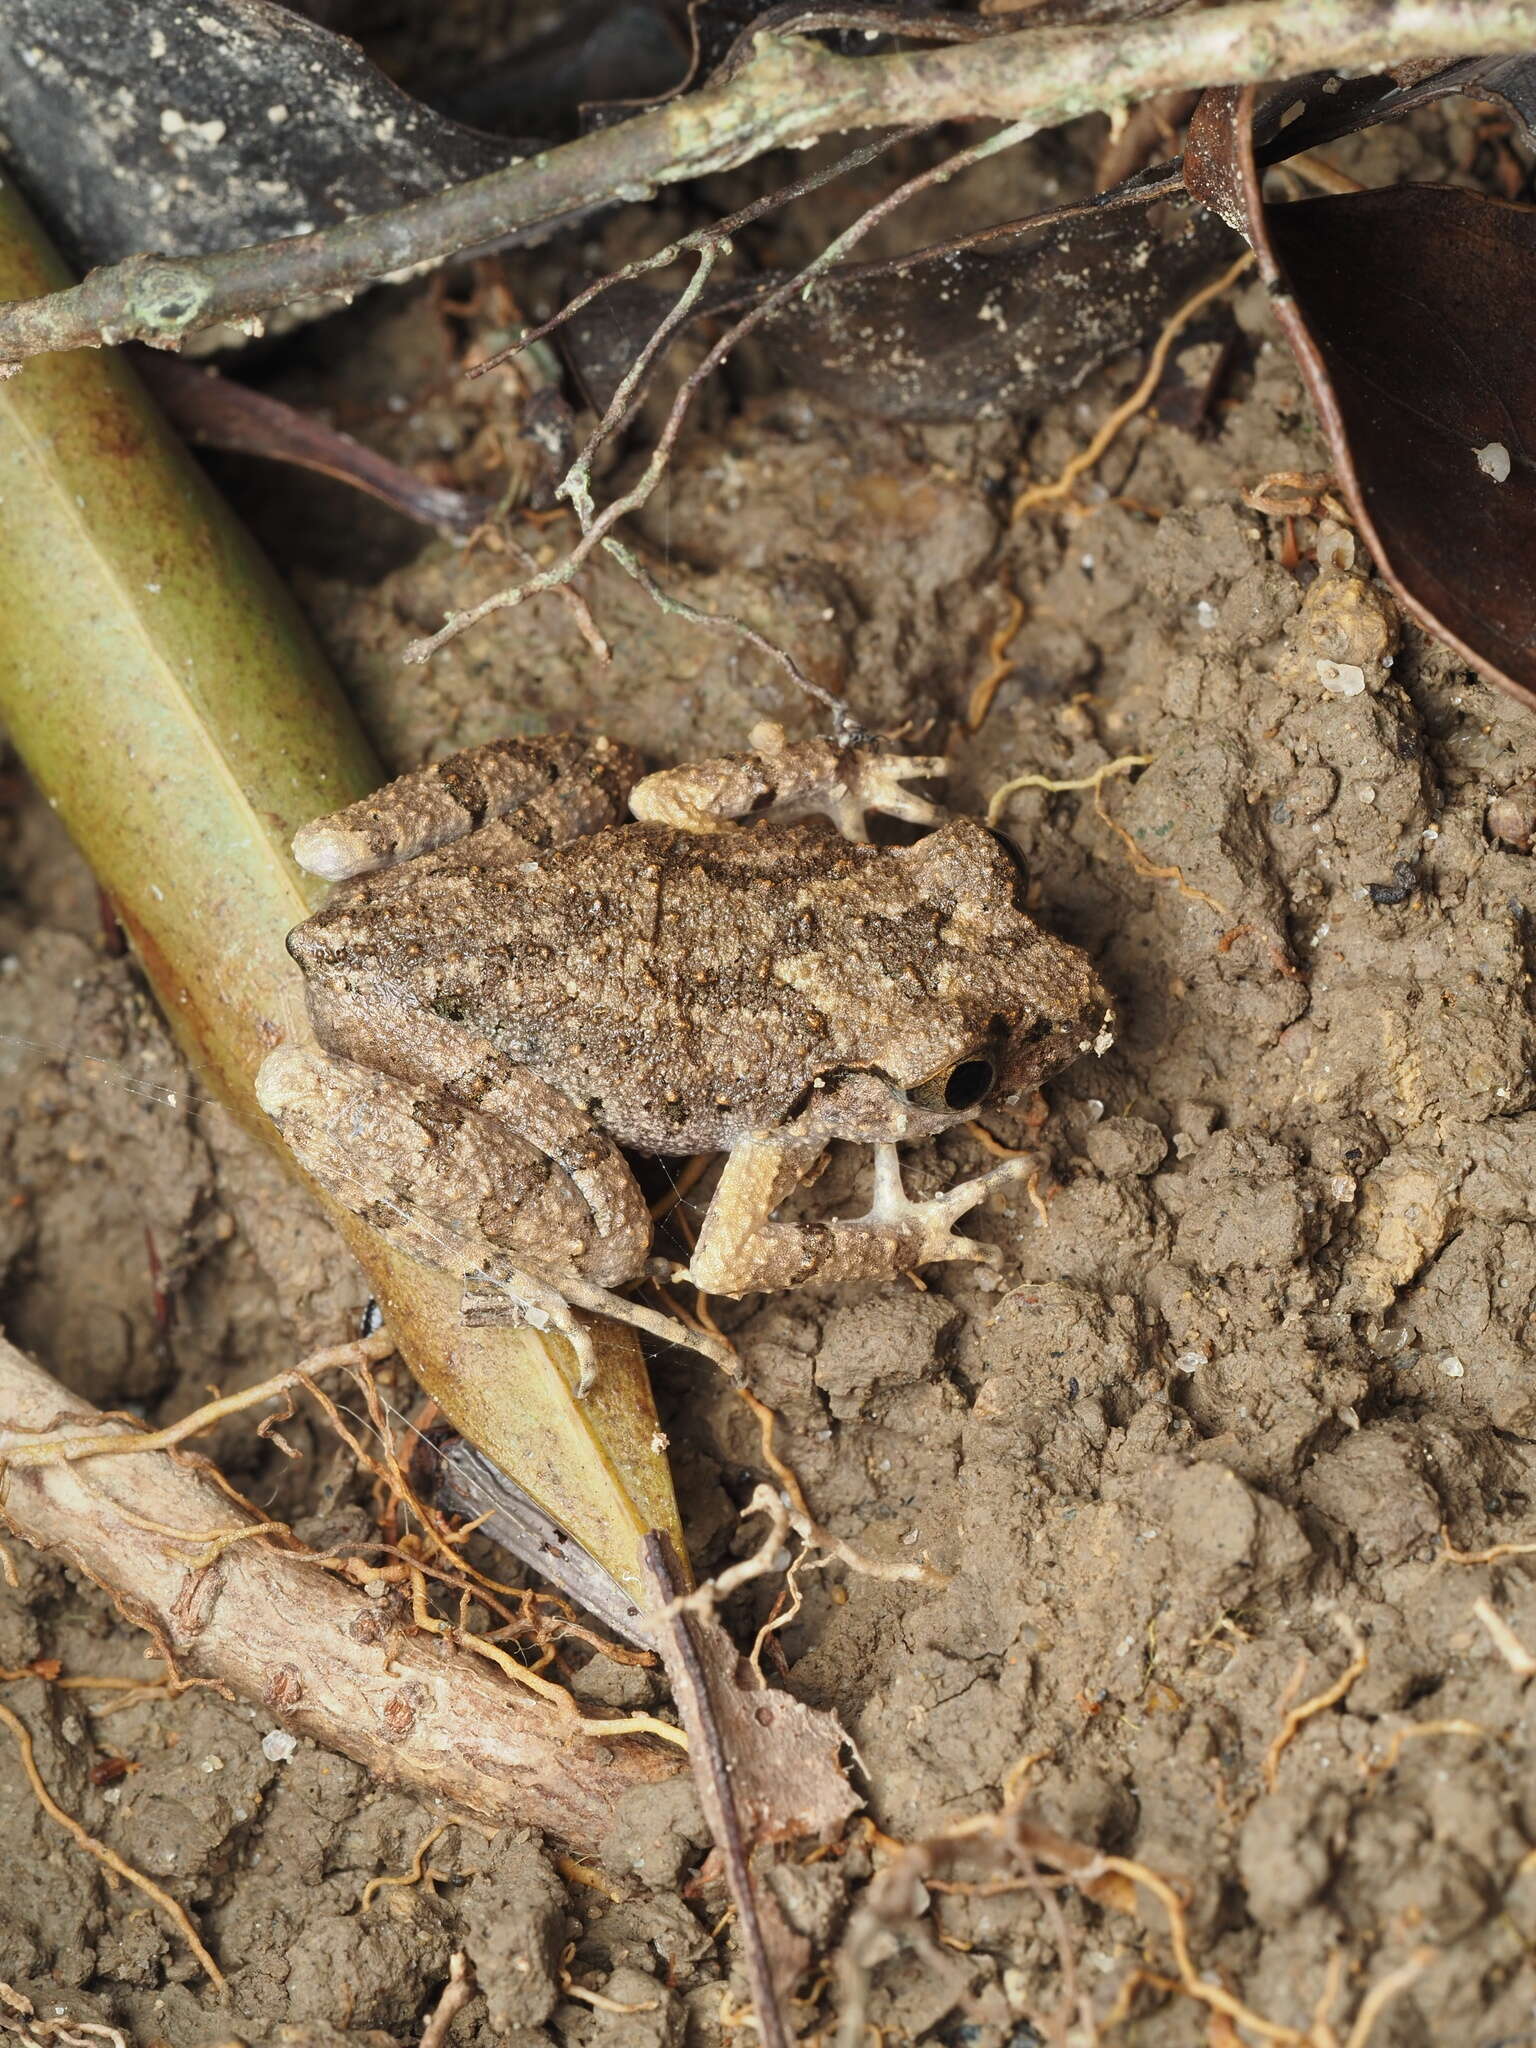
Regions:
[[410, 109, 1044, 727], [987, 751, 1152, 826], [738, 1387, 942, 1584], [420, 1954, 476, 2048], [403, 248, 725, 660], [1473, 1596, 1536, 1679], [1011, 247, 1254, 519], [0, 3, 1529, 365], [361, 1820, 495, 1910], [0, 1981, 128, 2048], [0, 1330, 394, 1472], [1439, 1523, 1536, 1567], [643, 1531, 795, 2048], [654, 1485, 794, 1625], [601, 541, 862, 733], [1340, 1948, 1435, 2048], [0, 1334, 683, 1850], [966, 578, 1026, 732], [137, 356, 493, 537], [1263, 1614, 1368, 1788], [1362, 1718, 1496, 1780], [840, 1791, 1433, 2048], [559, 1949, 663, 2015], [471, 129, 915, 376]]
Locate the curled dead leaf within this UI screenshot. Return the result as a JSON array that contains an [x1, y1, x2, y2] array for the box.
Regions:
[[644, 1534, 859, 2040], [1188, 78, 1536, 712]]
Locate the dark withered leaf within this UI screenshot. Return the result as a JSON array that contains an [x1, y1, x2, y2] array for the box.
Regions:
[[432, 0, 691, 139], [764, 197, 1237, 422], [1256, 56, 1536, 167], [643, 1532, 857, 2014], [1189, 83, 1536, 714], [581, 0, 804, 130], [0, 0, 524, 269], [582, 0, 973, 131], [1189, 57, 1536, 232], [562, 193, 1238, 423]]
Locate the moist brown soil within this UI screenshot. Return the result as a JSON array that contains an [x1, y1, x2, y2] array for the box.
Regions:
[[5, 93, 1536, 2048]]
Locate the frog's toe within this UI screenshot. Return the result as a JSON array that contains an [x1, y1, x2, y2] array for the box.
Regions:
[[847, 752, 949, 832], [462, 1264, 601, 1391], [862, 1143, 1028, 1264]]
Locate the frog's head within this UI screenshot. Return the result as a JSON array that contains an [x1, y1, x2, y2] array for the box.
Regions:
[[779, 818, 1113, 1146]]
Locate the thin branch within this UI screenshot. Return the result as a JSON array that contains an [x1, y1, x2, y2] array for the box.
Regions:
[[643, 1531, 794, 2048], [0, 1697, 225, 1989], [406, 110, 1046, 728], [0, 1333, 684, 1851], [404, 248, 725, 661], [470, 127, 916, 374], [607, 543, 864, 734], [420, 1954, 476, 2048], [0, 2, 1530, 365]]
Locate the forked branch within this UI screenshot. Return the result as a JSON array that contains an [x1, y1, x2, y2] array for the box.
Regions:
[[0, 0, 1529, 365], [0, 1333, 682, 1853]]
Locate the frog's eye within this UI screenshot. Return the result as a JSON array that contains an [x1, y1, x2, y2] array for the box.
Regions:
[[983, 828, 1029, 894], [908, 1054, 996, 1113]]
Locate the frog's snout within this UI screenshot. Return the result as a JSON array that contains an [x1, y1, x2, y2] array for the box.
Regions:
[[284, 914, 323, 967], [254, 1044, 319, 1125]]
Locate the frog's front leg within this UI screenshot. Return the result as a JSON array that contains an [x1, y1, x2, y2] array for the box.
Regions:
[[682, 1137, 1030, 1297], [292, 731, 642, 880], [629, 720, 946, 843]]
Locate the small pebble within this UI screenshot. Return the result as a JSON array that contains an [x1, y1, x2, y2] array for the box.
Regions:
[[1368, 862, 1418, 907], [1317, 659, 1367, 696], [1488, 786, 1536, 852], [1475, 441, 1512, 482], [261, 1730, 298, 1763]]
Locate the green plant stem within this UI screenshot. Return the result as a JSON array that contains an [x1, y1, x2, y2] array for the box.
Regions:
[[0, 174, 684, 1600]]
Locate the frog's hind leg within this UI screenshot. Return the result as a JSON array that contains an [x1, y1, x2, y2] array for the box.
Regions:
[[684, 1137, 1029, 1295], [628, 719, 947, 843], [256, 1045, 731, 1392], [458, 1260, 603, 1390], [293, 732, 643, 880]]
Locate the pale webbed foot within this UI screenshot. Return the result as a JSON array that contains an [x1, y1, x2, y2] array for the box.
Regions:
[[683, 1137, 1030, 1297], [629, 720, 947, 843], [837, 744, 949, 838], [857, 1142, 1030, 1268]]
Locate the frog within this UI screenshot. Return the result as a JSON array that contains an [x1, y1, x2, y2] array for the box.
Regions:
[[255, 721, 1113, 1391]]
